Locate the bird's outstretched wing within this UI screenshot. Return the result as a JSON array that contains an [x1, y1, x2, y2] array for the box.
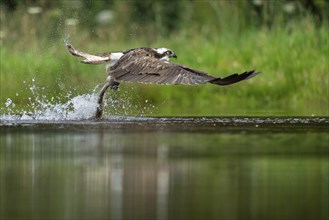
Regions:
[[110, 51, 260, 85], [64, 39, 110, 64]]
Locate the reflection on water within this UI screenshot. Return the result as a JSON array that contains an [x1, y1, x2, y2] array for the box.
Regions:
[[0, 119, 328, 220]]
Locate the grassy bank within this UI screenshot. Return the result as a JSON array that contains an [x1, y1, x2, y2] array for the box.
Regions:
[[1, 18, 328, 116]]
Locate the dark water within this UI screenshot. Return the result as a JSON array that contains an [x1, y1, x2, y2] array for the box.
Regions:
[[1, 117, 328, 220]]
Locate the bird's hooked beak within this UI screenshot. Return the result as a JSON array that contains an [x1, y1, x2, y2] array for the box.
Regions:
[[172, 53, 177, 59]]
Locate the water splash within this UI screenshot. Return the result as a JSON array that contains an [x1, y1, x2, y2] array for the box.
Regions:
[[5, 98, 15, 108], [0, 79, 157, 121], [1, 92, 99, 121]]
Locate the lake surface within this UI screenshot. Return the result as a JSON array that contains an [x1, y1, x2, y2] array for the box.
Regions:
[[1, 117, 328, 220]]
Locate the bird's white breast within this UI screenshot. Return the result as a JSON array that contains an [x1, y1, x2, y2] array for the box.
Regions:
[[110, 52, 124, 60], [105, 52, 124, 70]]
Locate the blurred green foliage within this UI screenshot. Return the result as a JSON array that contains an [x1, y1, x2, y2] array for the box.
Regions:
[[1, 0, 328, 44], [0, 0, 328, 116]]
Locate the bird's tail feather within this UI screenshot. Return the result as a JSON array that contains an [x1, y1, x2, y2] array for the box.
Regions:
[[209, 70, 260, 86], [64, 38, 110, 64]]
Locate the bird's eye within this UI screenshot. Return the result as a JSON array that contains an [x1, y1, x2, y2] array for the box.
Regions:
[[165, 51, 171, 55]]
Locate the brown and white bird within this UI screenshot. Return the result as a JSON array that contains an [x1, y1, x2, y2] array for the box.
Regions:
[[65, 39, 260, 119]]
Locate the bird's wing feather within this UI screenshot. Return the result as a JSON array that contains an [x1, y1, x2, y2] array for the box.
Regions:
[[208, 70, 260, 85], [65, 39, 111, 64], [110, 52, 216, 85], [110, 52, 260, 85]]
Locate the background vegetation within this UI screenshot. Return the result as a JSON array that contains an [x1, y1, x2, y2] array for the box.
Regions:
[[0, 0, 328, 116]]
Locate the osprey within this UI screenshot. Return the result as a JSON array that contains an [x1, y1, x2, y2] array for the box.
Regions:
[[65, 39, 260, 119]]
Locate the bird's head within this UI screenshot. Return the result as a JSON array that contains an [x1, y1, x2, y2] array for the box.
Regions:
[[154, 48, 177, 61]]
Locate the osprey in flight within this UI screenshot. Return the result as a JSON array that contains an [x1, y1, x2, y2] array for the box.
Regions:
[[65, 39, 260, 119]]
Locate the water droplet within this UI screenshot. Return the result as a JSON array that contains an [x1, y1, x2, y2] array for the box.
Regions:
[[5, 98, 13, 107]]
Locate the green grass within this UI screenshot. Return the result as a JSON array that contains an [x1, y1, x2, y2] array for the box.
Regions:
[[1, 19, 328, 116]]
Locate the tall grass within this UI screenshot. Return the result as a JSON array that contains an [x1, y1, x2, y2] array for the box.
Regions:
[[0, 3, 328, 116]]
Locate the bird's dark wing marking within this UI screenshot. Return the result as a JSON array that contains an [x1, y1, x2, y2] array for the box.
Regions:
[[208, 70, 260, 85]]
